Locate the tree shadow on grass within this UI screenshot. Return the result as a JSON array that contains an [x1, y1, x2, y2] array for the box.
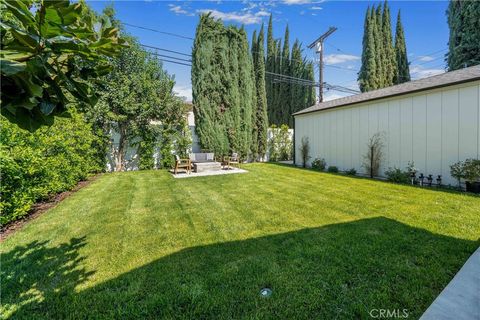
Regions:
[[1, 236, 94, 318], [3, 218, 479, 319]]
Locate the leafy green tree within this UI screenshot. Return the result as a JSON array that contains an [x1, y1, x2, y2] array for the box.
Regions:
[[394, 11, 410, 84], [0, 0, 126, 131], [446, 0, 480, 71], [95, 35, 183, 171]]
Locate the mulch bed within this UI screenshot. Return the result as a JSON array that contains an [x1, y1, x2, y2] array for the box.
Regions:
[[0, 174, 101, 242]]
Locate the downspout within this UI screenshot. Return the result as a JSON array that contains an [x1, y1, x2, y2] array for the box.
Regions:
[[292, 115, 296, 166]]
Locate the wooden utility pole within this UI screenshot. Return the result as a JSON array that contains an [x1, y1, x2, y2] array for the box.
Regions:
[[308, 27, 337, 103]]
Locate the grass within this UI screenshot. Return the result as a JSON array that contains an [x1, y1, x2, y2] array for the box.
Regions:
[[1, 163, 479, 319]]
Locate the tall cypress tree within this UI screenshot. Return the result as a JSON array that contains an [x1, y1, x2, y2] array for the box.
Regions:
[[382, 1, 396, 86], [250, 29, 258, 157], [446, 0, 480, 71], [373, 5, 385, 89], [225, 26, 241, 154], [358, 6, 377, 92], [253, 25, 268, 159], [279, 25, 290, 126], [192, 15, 228, 155], [273, 39, 282, 124], [192, 14, 257, 159], [290, 40, 303, 124], [306, 62, 316, 107], [394, 11, 410, 84], [266, 14, 276, 125], [237, 27, 254, 157]]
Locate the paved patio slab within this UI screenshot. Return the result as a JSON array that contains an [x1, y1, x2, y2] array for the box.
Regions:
[[420, 247, 480, 320], [171, 168, 248, 178]]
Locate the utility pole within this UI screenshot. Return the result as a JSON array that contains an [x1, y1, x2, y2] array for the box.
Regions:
[[308, 27, 337, 103]]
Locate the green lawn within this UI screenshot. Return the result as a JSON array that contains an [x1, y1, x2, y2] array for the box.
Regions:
[[2, 164, 479, 319]]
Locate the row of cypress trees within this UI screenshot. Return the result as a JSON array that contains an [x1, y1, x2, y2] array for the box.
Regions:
[[191, 14, 267, 160], [358, 1, 410, 92], [263, 16, 316, 127], [446, 0, 480, 71]]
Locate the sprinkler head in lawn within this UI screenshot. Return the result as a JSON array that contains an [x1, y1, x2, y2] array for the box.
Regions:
[[260, 288, 272, 298]]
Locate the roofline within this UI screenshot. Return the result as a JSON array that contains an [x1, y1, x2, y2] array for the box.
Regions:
[[293, 76, 480, 117]]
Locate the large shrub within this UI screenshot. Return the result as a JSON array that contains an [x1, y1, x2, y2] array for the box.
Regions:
[[1, 111, 103, 225], [385, 167, 410, 184]]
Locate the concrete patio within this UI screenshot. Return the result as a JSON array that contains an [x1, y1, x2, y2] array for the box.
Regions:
[[171, 167, 248, 178], [420, 247, 480, 320]]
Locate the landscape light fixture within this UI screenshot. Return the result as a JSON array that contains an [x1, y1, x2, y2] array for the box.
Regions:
[[419, 173, 425, 186], [427, 174, 433, 186], [259, 288, 272, 298], [410, 172, 416, 185], [436, 175, 442, 187]]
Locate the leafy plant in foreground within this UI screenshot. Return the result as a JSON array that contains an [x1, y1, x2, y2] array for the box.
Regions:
[[0, 0, 127, 131]]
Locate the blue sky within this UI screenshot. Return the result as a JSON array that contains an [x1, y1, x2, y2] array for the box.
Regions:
[[88, 0, 450, 102]]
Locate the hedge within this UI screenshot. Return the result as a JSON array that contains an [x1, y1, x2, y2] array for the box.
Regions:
[[1, 110, 104, 226]]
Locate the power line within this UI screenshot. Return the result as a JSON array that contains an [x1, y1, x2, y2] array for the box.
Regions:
[[409, 48, 447, 63], [149, 52, 192, 63], [152, 57, 191, 67], [124, 22, 194, 40], [141, 44, 192, 57]]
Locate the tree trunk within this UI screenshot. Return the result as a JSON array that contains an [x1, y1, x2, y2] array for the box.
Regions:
[[115, 124, 127, 172]]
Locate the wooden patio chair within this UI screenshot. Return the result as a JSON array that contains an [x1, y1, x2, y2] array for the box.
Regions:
[[174, 155, 191, 174], [225, 153, 240, 170]]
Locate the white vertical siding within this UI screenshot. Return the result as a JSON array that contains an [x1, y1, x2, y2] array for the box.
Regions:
[[295, 81, 480, 185], [458, 86, 478, 160], [426, 92, 442, 175]]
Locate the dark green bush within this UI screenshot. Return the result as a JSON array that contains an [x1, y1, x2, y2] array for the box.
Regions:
[[385, 167, 410, 183], [1, 111, 104, 226], [327, 166, 339, 173], [311, 158, 326, 171], [345, 168, 357, 175]]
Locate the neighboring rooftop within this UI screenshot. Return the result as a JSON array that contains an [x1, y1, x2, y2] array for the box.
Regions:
[[294, 65, 480, 116]]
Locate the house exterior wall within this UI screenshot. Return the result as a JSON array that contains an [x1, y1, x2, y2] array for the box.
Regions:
[[294, 81, 480, 186]]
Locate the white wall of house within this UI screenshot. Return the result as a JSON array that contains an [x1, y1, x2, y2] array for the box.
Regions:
[[294, 81, 480, 186]]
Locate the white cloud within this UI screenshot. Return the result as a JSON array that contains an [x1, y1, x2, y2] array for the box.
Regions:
[[417, 55, 435, 62], [256, 10, 271, 17], [197, 9, 267, 24], [174, 85, 192, 101], [324, 54, 360, 65], [283, 0, 324, 5], [311, 6, 322, 10], [410, 65, 445, 79], [168, 4, 194, 16]]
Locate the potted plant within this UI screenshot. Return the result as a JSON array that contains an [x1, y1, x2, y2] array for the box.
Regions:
[[450, 159, 480, 193], [463, 159, 480, 194]]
